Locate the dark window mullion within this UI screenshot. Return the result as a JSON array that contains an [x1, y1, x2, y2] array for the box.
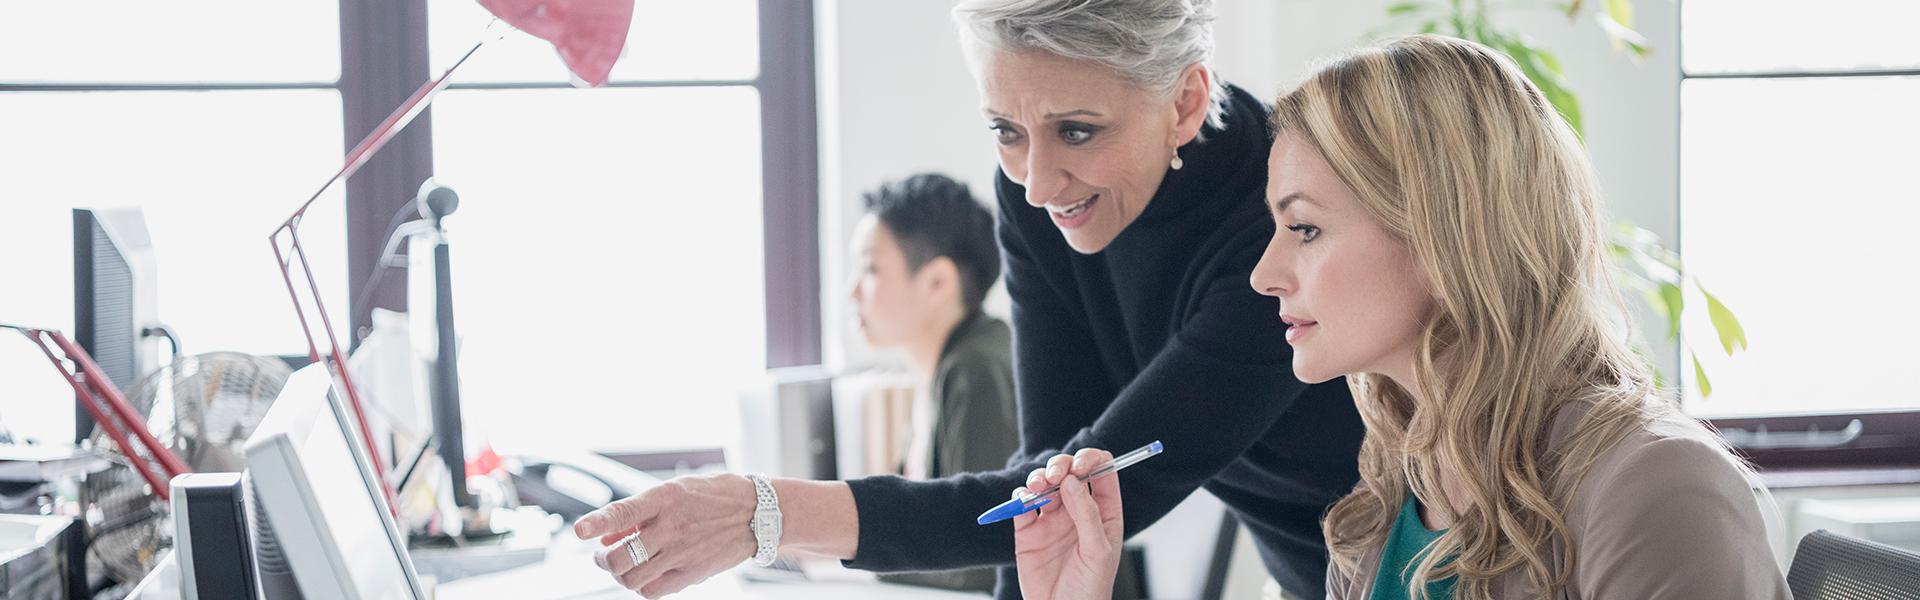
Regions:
[[1682, 67, 1920, 80], [340, 0, 435, 347], [758, 0, 821, 368]]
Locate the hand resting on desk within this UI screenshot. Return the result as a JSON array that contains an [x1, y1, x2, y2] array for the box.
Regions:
[[575, 472, 860, 598], [576, 473, 759, 597]]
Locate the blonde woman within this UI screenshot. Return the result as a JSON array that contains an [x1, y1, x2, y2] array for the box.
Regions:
[[1012, 35, 1790, 599]]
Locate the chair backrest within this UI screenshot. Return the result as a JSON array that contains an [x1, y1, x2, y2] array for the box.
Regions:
[[1788, 528, 1920, 600]]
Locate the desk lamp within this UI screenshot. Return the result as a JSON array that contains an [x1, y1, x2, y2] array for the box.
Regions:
[[267, 0, 634, 518]]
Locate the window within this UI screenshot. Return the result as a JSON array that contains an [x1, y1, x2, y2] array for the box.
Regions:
[[427, 84, 766, 453], [394, 0, 810, 455], [1, 0, 818, 455], [1679, 0, 1920, 467], [414, 0, 787, 453], [0, 1, 347, 444], [426, 0, 757, 83]]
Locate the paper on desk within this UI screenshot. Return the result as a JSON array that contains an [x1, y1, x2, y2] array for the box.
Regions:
[[0, 445, 105, 482], [123, 550, 179, 600], [433, 535, 672, 600], [349, 309, 428, 439]]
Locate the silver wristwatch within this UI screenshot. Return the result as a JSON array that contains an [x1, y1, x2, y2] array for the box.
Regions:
[[746, 474, 782, 567]]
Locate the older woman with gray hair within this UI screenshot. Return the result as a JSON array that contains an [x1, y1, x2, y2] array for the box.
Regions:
[[576, 1, 1364, 598]]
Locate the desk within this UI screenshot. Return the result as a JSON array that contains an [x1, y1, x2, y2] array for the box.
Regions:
[[433, 535, 987, 600], [132, 534, 988, 600]]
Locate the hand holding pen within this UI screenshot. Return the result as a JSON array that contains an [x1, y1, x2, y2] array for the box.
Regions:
[[1007, 444, 1160, 600], [979, 440, 1163, 525]]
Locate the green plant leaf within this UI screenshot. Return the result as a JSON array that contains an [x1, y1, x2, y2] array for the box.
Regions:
[[1615, 220, 1655, 242], [1630, 341, 1669, 389], [1493, 35, 1584, 137], [1605, 0, 1634, 28], [1597, 11, 1653, 59], [1370, 1, 1437, 39], [1529, 49, 1583, 136], [1607, 240, 1634, 264], [1388, 1, 1429, 17], [1612, 225, 1682, 283], [1629, 249, 1679, 285], [1536, 46, 1564, 76], [1700, 284, 1748, 355], [1657, 281, 1684, 342], [1692, 352, 1713, 398], [1628, 277, 1684, 343]]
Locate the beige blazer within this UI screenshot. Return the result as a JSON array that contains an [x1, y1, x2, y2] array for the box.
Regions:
[[1325, 406, 1791, 599]]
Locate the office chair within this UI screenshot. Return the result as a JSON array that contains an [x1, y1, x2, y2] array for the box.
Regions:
[[1787, 529, 1920, 600]]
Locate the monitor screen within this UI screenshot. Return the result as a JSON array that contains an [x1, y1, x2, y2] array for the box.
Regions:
[[246, 364, 424, 600], [72, 207, 158, 442]]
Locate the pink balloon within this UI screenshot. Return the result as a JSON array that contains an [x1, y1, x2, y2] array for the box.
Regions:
[[477, 0, 635, 87]]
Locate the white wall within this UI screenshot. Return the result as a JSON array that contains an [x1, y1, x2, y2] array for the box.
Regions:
[[816, 0, 1000, 373]]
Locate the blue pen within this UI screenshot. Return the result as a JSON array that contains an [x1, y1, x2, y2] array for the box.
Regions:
[[976, 441, 1164, 525]]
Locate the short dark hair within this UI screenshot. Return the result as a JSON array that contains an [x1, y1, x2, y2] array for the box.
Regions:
[[862, 173, 1001, 311]]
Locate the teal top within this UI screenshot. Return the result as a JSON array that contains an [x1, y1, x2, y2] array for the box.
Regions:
[[1368, 497, 1457, 600]]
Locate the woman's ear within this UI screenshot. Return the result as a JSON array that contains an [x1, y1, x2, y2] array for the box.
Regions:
[[1170, 63, 1212, 147]]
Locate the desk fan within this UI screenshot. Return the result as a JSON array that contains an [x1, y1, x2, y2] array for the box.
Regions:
[[82, 352, 290, 586]]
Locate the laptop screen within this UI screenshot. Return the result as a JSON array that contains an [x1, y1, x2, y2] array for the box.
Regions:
[[247, 364, 424, 600]]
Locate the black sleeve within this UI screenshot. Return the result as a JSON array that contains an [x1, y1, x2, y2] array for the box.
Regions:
[[843, 172, 1309, 576]]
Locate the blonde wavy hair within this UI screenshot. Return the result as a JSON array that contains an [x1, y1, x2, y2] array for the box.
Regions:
[[1273, 35, 1691, 598]]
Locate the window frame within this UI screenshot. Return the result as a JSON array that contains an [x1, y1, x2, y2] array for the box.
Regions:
[[339, 0, 820, 368], [1678, 4, 1920, 476], [0, 17, 347, 445], [0, 0, 814, 451]]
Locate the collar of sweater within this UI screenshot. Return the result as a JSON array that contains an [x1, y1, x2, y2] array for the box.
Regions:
[[1123, 81, 1273, 230]]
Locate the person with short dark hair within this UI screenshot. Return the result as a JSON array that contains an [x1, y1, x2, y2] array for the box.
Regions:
[[849, 173, 1017, 593], [856, 173, 1003, 321]]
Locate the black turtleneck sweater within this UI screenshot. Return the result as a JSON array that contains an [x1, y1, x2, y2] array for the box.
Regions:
[[843, 83, 1365, 600]]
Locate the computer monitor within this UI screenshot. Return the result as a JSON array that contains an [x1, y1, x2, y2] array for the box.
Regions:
[[245, 364, 428, 600], [72, 207, 161, 443]]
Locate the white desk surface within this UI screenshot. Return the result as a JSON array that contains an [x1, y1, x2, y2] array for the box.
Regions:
[[435, 536, 990, 600], [133, 529, 988, 599]]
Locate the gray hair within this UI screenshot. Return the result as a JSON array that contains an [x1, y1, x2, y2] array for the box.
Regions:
[[954, 0, 1227, 134]]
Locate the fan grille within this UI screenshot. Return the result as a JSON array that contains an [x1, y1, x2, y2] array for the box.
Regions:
[[82, 352, 291, 584]]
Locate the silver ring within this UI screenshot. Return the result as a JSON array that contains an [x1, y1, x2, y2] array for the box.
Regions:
[[624, 532, 649, 567]]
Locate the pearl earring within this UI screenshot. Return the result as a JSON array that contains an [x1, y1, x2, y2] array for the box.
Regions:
[[1170, 152, 1184, 171]]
